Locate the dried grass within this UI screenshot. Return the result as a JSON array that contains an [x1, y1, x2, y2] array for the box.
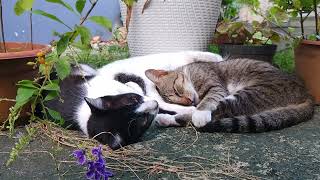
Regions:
[[34, 121, 261, 180]]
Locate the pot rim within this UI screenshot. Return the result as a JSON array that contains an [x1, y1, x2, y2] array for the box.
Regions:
[[300, 40, 320, 46], [0, 42, 51, 60]]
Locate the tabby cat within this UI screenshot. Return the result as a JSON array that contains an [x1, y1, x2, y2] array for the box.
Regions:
[[145, 58, 315, 132]]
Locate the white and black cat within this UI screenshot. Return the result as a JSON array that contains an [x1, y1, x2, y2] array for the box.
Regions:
[[45, 65, 159, 150]]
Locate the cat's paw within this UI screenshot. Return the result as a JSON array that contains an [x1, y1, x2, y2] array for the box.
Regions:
[[192, 110, 212, 128], [155, 114, 179, 127]]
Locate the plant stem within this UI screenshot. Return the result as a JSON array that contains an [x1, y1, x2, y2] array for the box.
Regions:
[[314, 0, 319, 36], [0, 0, 6, 52], [80, 0, 98, 25], [299, 10, 305, 39], [30, 8, 33, 50]]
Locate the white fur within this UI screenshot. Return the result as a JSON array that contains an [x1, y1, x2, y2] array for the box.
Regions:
[[76, 51, 223, 133], [155, 114, 180, 127], [225, 95, 237, 100], [71, 64, 97, 77], [76, 78, 142, 136], [111, 134, 123, 148], [77, 102, 91, 136], [135, 99, 159, 114], [98, 51, 222, 115], [192, 110, 212, 128], [227, 83, 245, 95]]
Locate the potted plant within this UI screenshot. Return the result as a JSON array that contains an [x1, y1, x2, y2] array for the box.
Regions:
[[0, 1, 50, 123], [119, 0, 223, 56], [274, 0, 320, 103], [211, 0, 290, 62]]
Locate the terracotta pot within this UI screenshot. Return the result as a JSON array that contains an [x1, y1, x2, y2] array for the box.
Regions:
[[295, 40, 320, 104], [218, 44, 277, 63], [0, 42, 50, 123]]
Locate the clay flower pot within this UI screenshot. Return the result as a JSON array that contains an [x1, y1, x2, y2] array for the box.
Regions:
[[295, 40, 320, 104], [0, 42, 50, 123]]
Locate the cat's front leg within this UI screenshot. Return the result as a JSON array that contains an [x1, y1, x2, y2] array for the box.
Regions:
[[155, 101, 195, 127], [192, 85, 229, 128]]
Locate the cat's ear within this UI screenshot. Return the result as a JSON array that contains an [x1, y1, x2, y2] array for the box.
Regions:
[[71, 64, 97, 77], [145, 69, 168, 83], [84, 97, 111, 111]]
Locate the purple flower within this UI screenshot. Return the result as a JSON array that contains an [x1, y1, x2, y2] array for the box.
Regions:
[[73, 149, 86, 165], [86, 160, 113, 180], [91, 146, 102, 157], [73, 147, 113, 180]]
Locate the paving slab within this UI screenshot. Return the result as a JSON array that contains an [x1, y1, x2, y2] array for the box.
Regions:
[[1, 107, 320, 179]]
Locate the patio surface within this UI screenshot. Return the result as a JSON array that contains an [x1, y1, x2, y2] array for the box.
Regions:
[[1, 106, 320, 179]]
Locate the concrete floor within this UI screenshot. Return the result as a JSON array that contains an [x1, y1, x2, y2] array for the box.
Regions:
[[1, 107, 320, 179]]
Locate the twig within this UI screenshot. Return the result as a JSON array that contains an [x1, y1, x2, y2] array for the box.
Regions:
[[30, 8, 33, 50], [314, 0, 319, 36], [80, 0, 99, 26], [0, 0, 6, 52]]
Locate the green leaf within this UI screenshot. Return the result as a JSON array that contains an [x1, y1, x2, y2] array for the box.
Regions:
[[55, 59, 71, 80], [14, 0, 35, 16], [17, 80, 39, 89], [43, 82, 60, 91], [292, 0, 302, 9], [32, 10, 70, 29], [15, 87, 37, 109], [44, 91, 59, 101], [76, 0, 86, 14], [56, 33, 70, 56], [46, 0, 75, 13], [76, 26, 92, 46], [47, 108, 65, 126], [89, 16, 112, 32]]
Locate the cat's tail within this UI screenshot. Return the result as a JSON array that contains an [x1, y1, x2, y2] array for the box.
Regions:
[[199, 99, 315, 133]]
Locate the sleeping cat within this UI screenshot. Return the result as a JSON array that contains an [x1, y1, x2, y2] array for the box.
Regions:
[[45, 51, 223, 149], [45, 64, 159, 150], [146, 58, 315, 132], [98, 51, 223, 117]]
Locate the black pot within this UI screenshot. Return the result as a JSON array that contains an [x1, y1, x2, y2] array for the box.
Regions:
[[218, 44, 277, 63]]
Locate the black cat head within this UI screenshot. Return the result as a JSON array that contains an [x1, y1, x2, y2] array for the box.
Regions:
[[85, 93, 158, 150]]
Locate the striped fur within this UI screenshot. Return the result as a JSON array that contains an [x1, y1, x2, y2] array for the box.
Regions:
[[148, 58, 315, 132]]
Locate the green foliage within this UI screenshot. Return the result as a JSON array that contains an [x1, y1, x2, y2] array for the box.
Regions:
[[270, 0, 320, 39], [14, 0, 35, 15], [272, 48, 295, 73], [76, 0, 86, 14], [208, 44, 220, 54], [214, 20, 283, 45], [56, 33, 71, 56], [8, 0, 112, 132], [122, 0, 137, 7], [45, 0, 75, 13], [6, 127, 37, 166], [32, 10, 71, 30], [89, 16, 113, 32], [65, 44, 129, 68]]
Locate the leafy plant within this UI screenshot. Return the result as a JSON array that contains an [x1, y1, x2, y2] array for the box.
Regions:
[[214, 20, 283, 45], [214, 0, 292, 45], [270, 0, 320, 40], [5, 0, 112, 133], [2, 0, 114, 167]]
